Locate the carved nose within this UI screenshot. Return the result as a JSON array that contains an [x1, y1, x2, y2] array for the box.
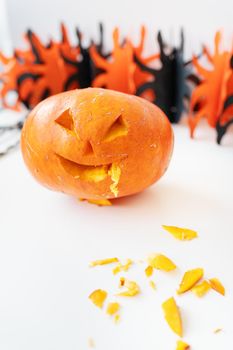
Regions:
[[83, 140, 94, 155]]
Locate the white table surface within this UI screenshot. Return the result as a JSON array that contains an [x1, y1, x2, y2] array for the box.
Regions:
[[0, 124, 233, 350]]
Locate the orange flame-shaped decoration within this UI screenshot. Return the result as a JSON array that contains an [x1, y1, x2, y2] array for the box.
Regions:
[[90, 28, 136, 94], [188, 32, 232, 137], [0, 52, 34, 110], [0, 24, 79, 110]]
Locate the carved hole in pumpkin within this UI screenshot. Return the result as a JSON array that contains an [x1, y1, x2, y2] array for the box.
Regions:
[[103, 115, 128, 142], [57, 154, 111, 183], [55, 109, 74, 131], [84, 141, 94, 155]]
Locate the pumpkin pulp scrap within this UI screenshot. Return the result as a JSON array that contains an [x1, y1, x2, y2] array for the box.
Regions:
[[162, 225, 198, 240], [90, 257, 119, 267], [106, 302, 120, 316], [112, 259, 133, 275], [191, 280, 211, 297], [89, 289, 107, 308], [176, 340, 190, 349], [148, 253, 176, 271], [209, 278, 225, 296], [117, 278, 140, 297], [162, 297, 183, 337], [177, 268, 204, 294]]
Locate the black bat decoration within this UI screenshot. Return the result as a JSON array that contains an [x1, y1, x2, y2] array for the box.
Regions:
[[90, 23, 111, 79], [91, 22, 105, 55], [216, 56, 233, 144], [216, 95, 233, 144], [135, 31, 200, 123]]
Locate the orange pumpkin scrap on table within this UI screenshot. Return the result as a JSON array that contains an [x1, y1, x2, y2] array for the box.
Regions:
[[21, 88, 173, 205]]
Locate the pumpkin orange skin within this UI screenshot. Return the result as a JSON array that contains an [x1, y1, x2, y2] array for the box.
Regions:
[[21, 88, 173, 200]]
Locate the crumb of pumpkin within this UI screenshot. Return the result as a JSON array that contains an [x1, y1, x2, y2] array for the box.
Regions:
[[89, 198, 112, 206], [112, 259, 133, 275], [106, 302, 120, 316], [149, 280, 156, 290], [177, 268, 204, 294], [89, 257, 119, 267], [80, 198, 112, 206], [114, 314, 120, 323], [119, 277, 126, 287], [148, 253, 176, 271], [117, 279, 140, 297], [162, 225, 198, 241], [88, 337, 95, 348], [191, 280, 211, 297], [162, 297, 183, 337], [145, 265, 153, 277], [209, 278, 225, 296], [108, 163, 121, 197], [89, 289, 108, 308], [176, 339, 190, 349], [213, 328, 223, 334]]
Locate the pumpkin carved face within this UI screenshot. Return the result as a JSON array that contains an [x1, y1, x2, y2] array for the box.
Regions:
[[21, 88, 173, 201]]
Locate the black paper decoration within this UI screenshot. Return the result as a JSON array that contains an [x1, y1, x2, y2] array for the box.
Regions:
[[135, 31, 200, 123]]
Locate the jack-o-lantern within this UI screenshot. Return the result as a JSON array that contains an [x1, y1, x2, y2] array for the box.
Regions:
[[21, 88, 173, 204]]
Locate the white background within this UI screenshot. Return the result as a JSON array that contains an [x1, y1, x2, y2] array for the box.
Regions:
[[0, 0, 11, 53], [1, 0, 233, 349], [5, 0, 233, 57]]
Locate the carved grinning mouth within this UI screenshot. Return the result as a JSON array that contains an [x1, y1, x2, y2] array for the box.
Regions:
[[57, 154, 112, 183], [56, 154, 121, 197]]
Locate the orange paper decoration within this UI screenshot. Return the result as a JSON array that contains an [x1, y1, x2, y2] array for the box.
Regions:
[[0, 52, 33, 110], [90, 28, 136, 94], [23, 30, 70, 107], [188, 32, 232, 137], [0, 24, 79, 111]]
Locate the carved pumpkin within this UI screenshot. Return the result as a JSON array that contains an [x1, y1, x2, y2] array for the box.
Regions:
[[21, 88, 173, 202]]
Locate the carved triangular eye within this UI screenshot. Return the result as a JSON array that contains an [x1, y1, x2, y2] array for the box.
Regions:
[[55, 109, 74, 131], [103, 115, 128, 142]]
